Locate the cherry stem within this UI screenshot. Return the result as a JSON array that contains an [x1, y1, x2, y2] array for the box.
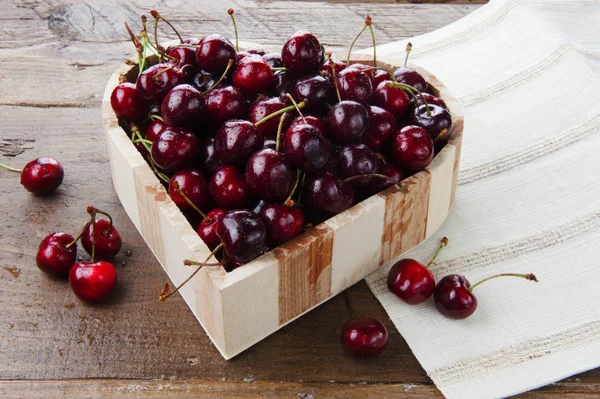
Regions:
[[340, 173, 396, 186], [87, 206, 114, 238], [148, 159, 170, 184], [255, 102, 305, 127], [296, 172, 306, 204], [328, 53, 342, 103], [171, 180, 209, 222], [227, 8, 239, 52], [468, 273, 539, 293], [0, 162, 22, 173], [284, 171, 301, 205], [65, 220, 92, 249], [366, 15, 376, 65], [160, 243, 224, 301], [270, 67, 287, 71], [404, 42, 413, 67], [149, 114, 163, 122], [286, 93, 306, 123], [152, 64, 175, 83], [201, 59, 234, 94], [90, 211, 97, 263], [386, 82, 431, 116], [426, 237, 448, 267], [183, 262, 223, 267], [346, 17, 370, 66], [130, 124, 151, 153], [275, 113, 287, 153], [150, 9, 183, 43], [132, 138, 153, 146], [434, 128, 450, 143]]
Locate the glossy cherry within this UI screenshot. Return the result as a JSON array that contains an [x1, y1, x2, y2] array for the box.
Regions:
[[69, 260, 117, 303], [363, 106, 396, 152], [391, 125, 433, 173], [293, 75, 332, 110], [151, 129, 200, 172], [191, 69, 219, 92], [208, 164, 252, 209], [216, 210, 267, 263], [214, 120, 264, 164], [336, 67, 373, 105], [415, 92, 447, 110], [196, 34, 237, 74], [166, 44, 197, 68], [198, 137, 224, 174], [110, 82, 149, 121], [248, 97, 293, 137], [341, 317, 388, 357], [260, 204, 305, 246], [372, 68, 391, 86], [325, 100, 370, 144], [36, 232, 77, 277], [136, 63, 183, 102], [233, 54, 273, 94], [363, 159, 404, 195], [263, 52, 284, 68], [197, 208, 227, 250], [372, 80, 411, 118], [203, 85, 248, 126], [168, 169, 211, 212], [161, 84, 204, 129], [288, 115, 329, 140], [18, 157, 64, 195], [394, 66, 427, 93], [319, 58, 346, 79], [410, 104, 452, 142], [245, 149, 297, 202], [303, 171, 354, 220], [272, 70, 297, 97], [146, 119, 168, 141], [434, 273, 538, 319], [337, 144, 378, 187], [284, 123, 330, 172], [81, 218, 122, 261], [281, 31, 324, 74]]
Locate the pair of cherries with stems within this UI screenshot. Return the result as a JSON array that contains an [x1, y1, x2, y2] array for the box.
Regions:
[[0, 157, 64, 195], [36, 206, 122, 303], [387, 237, 539, 319]]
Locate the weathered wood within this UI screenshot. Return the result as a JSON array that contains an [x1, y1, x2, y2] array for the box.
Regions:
[[2, 0, 598, 397]]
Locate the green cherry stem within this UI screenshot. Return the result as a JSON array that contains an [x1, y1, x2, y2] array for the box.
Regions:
[[366, 15, 376, 65], [148, 159, 170, 184], [171, 180, 209, 222], [228, 8, 239, 52], [275, 113, 287, 153], [386, 81, 431, 116], [0, 162, 22, 173], [346, 15, 371, 66], [270, 67, 287, 71], [328, 53, 342, 103], [296, 171, 306, 204], [286, 93, 306, 123], [468, 273, 539, 293], [426, 237, 448, 267], [404, 42, 413, 67], [255, 102, 305, 127], [284, 170, 301, 205], [130, 124, 152, 153], [202, 59, 234, 94]]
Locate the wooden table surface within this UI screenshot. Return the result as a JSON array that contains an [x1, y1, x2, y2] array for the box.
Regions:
[[1, 1, 598, 397]]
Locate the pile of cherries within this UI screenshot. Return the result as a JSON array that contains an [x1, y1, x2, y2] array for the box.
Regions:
[[36, 206, 123, 302], [340, 238, 539, 357], [110, 11, 453, 300]]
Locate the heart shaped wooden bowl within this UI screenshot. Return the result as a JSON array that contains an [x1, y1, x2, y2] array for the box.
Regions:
[[101, 49, 463, 359]]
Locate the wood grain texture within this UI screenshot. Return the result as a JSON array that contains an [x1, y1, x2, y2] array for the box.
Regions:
[[3, 0, 598, 397]]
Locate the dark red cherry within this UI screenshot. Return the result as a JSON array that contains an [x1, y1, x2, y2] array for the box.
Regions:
[[372, 69, 392, 86], [263, 52, 284, 68], [69, 261, 117, 303], [225, 259, 245, 272], [236, 51, 251, 62], [341, 317, 388, 357], [415, 93, 447, 110], [363, 105, 396, 152], [161, 84, 204, 129], [284, 123, 330, 172], [391, 125, 433, 173], [216, 210, 267, 263], [272, 70, 298, 97], [281, 31, 324, 74], [393, 66, 427, 93], [203, 85, 248, 126], [336, 67, 373, 105], [214, 120, 264, 165], [319, 58, 346, 79], [337, 144, 378, 187], [434, 275, 476, 319], [303, 171, 354, 220], [293, 74, 332, 110], [36, 232, 77, 277], [146, 119, 168, 141], [245, 149, 297, 202], [372, 80, 411, 118], [81, 219, 122, 261], [387, 259, 435, 305], [166, 45, 197, 68], [409, 104, 452, 142], [246, 47, 266, 56], [151, 129, 200, 172], [197, 208, 227, 250], [191, 69, 219, 92], [196, 34, 237, 74], [263, 138, 277, 150], [325, 101, 370, 144], [233, 54, 273, 94], [168, 169, 211, 212], [288, 115, 330, 140], [260, 204, 304, 246], [248, 97, 293, 137], [20, 157, 64, 195], [208, 164, 252, 209], [363, 159, 404, 195], [110, 82, 149, 121], [136, 63, 184, 102], [198, 137, 224, 174]]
